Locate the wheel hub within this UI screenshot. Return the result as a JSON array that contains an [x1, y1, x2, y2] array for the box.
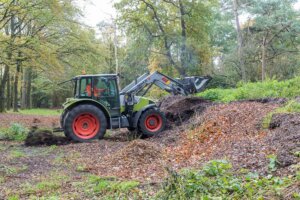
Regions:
[[82, 123, 88, 129], [149, 119, 156, 126], [144, 114, 162, 132], [72, 113, 100, 139]]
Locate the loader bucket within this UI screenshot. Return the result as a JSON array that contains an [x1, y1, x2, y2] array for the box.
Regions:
[[177, 76, 212, 94]]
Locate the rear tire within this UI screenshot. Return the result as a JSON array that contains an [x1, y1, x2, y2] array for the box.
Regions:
[[138, 108, 166, 137], [64, 104, 107, 142], [60, 109, 68, 129], [61, 110, 71, 139], [127, 127, 136, 132], [63, 112, 71, 139]]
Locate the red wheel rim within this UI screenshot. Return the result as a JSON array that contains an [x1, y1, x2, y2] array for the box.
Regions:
[[72, 113, 100, 139], [144, 114, 162, 132]]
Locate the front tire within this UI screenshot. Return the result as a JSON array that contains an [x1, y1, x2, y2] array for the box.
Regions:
[[64, 104, 107, 142], [138, 109, 166, 137]]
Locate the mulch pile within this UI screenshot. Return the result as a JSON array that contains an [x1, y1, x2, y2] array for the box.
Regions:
[[165, 101, 281, 173], [89, 140, 168, 181], [267, 113, 300, 169]]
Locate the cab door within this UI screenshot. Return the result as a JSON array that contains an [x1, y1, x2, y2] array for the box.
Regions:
[[92, 77, 120, 117]]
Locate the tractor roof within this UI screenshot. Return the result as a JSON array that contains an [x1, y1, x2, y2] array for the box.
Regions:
[[74, 74, 117, 79]]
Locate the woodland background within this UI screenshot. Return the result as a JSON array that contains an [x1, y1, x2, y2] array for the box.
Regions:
[[0, 0, 299, 112]]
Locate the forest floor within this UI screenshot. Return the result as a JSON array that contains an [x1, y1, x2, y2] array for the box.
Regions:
[[0, 97, 299, 199]]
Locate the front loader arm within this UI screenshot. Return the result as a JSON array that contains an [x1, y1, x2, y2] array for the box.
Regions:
[[120, 71, 211, 96]]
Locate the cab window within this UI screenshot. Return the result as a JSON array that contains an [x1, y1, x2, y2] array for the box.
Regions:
[[93, 77, 119, 110], [93, 77, 117, 97], [79, 77, 92, 98]]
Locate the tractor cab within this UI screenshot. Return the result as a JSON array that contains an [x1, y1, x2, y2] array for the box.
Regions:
[[73, 74, 120, 116]]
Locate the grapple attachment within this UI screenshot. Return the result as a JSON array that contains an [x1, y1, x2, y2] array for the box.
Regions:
[[177, 76, 212, 95]]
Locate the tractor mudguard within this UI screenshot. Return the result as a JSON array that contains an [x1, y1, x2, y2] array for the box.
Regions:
[[132, 104, 157, 128]]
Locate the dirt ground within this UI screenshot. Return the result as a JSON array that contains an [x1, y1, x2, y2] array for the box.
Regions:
[[0, 97, 299, 199], [0, 113, 59, 128]]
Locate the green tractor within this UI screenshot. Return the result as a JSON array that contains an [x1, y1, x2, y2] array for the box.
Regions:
[[60, 71, 211, 142]]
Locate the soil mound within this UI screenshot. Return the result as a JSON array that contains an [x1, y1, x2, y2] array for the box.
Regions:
[[25, 127, 70, 146], [239, 97, 287, 104], [159, 96, 212, 124], [267, 113, 300, 168], [90, 140, 167, 181]]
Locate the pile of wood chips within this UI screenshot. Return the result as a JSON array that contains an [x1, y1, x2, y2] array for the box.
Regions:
[[90, 140, 168, 182], [166, 102, 279, 173]]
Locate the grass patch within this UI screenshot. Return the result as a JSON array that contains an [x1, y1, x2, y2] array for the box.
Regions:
[[8, 108, 61, 116], [21, 171, 69, 197], [7, 195, 20, 200], [23, 181, 61, 195], [262, 100, 300, 128], [0, 164, 28, 175], [83, 175, 140, 199], [157, 160, 296, 199], [10, 150, 26, 158], [198, 77, 300, 102], [76, 164, 89, 172], [0, 176, 5, 184], [0, 143, 7, 151], [275, 100, 300, 113], [53, 152, 81, 167]]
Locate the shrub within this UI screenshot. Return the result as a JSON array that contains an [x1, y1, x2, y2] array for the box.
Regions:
[[198, 76, 300, 102], [0, 123, 28, 141], [156, 160, 293, 200]]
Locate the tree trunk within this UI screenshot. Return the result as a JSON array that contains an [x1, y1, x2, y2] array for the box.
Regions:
[[21, 67, 31, 109], [179, 0, 188, 75], [232, 0, 246, 81], [10, 76, 14, 109], [26, 67, 32, 108], [13, 51, 21, 112], [6, 68, 11, 110], [261, 37, 267, 81], [21, 67, 27, 109], [6, 0, 16, 112], [0, 65, 9, 112]]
